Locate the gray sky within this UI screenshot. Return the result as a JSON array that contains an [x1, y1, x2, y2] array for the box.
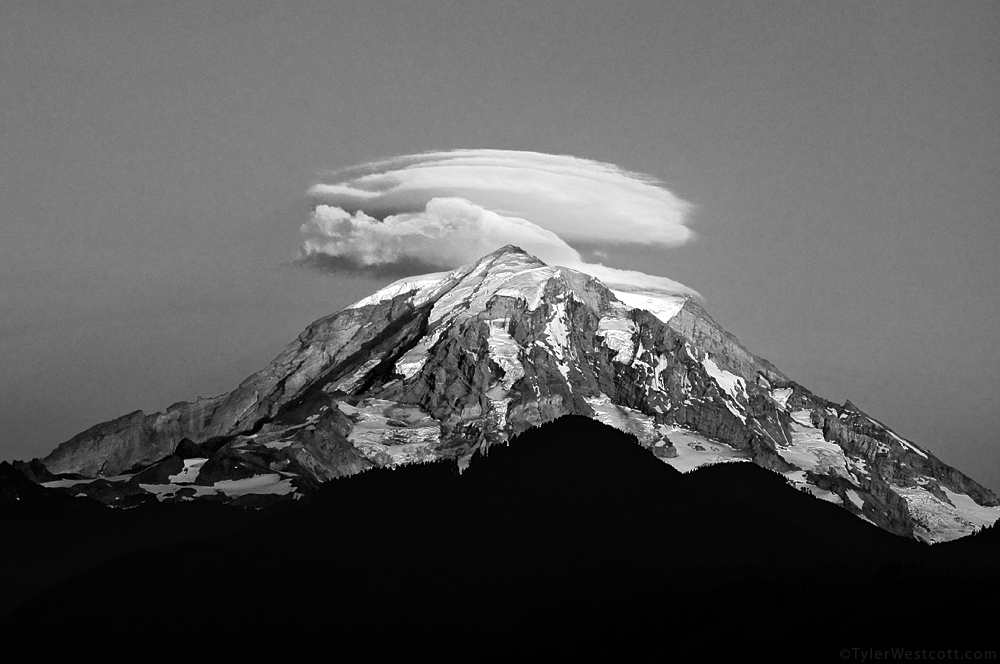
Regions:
[[3, 1, 999, 490]]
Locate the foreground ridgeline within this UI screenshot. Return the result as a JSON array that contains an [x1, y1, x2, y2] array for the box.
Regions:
[[2, 417, 998, 659], [10, 245, 1000, 543]]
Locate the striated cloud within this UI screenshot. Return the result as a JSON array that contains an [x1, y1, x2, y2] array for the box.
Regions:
[[300, 149, 698, 295]]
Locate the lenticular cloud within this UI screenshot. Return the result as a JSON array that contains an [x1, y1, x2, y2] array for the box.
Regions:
[[300, 149, 698, 295]]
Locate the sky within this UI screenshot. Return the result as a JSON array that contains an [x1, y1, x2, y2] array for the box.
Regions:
[[2, 1, 999, 490]]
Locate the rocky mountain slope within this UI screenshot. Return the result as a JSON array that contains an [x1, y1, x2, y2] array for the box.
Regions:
[[26, 245, 1000, 542]]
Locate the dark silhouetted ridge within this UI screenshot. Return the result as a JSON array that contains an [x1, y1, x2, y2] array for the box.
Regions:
[[4, 416, 997, 660]]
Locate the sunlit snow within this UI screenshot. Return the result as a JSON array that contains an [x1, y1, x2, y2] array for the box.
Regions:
[[610, 289, 687, 324], [168, 458, 207, 484], [585, 394, 660, 444], [348, 272, 449, 309], [658, 426, 750, 473], [543, 301, 571, 359], [596, 316, 637, 363], [495, 266, 562, 311], [891, 484, 1000, 543], [779, 410, 851, 479], [394, 327, 442, 379], [339, 399, 441, 465], [785, 470, 841, 503], [334, 357, 382, 394], [486, 320, 524, 391], [701, 355, 747, 423], [702, 355, 748, 403], [770, 387, 793, 410]]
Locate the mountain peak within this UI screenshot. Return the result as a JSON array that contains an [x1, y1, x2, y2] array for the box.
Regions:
[[484, 244, 531, 259], [31, 247, 1000, 543]]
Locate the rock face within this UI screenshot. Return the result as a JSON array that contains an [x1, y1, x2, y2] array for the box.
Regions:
[[36, 245, 1000, 542]]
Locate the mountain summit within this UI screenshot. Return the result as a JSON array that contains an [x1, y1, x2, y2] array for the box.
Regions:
[[30, 245, 999, 542]]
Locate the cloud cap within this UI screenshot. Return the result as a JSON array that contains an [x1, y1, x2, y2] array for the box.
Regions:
[[301, 149, 698, 296]]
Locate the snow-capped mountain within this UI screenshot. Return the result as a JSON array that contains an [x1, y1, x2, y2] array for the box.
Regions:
[[28, 245, 999, 542]]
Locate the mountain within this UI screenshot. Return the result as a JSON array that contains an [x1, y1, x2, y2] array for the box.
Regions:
[[21, 245, 1000, 542]]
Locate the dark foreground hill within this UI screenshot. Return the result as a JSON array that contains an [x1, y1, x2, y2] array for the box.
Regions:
[[2, 416, 997, 660]]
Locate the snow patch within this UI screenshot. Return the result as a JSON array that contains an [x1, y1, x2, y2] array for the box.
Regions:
[[534, 299, 576, 384], [486, 321, 525, 397], [703, 355, 748, 403], [779, 410, 851, 479], [658, 426, 750, 473], [653, 353, 670, 391], [168, 458, 207, 484], [770, 387, 793, 410], [942, 488, 1000, 531], [42, 477, 99, 489], [891, 484, 1000, 543], [495, 266, 560, 311], [610, 289, 687, 324], [263, 439, 295, 450], [348, 272, 449, 309], [543, 301, 570, 360], [596, 316, 638, 363], [702, 355, 748, 423], [845, 455, 870, 478], [213, 474, 296, 496], [335, 357, 382, 393], [581, 396, 739, 474], [341, 399, 442, 465], [785, 470, 841, 504], [584, 394, 659, 444], [397, 261, 569, 381], [42, 474, 133, 489], [139, 483, 217, 501], [430, 255, 556, 329], [394, 327, 443, 379], [846, 490, 865, 510], [486, 397, 512, 433]]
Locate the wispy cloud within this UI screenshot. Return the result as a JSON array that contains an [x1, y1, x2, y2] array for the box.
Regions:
[[300, 149, 698, 295]]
